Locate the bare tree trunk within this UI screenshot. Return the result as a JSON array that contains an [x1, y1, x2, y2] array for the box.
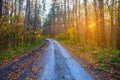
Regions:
[[18, 0, 22, 15], [0, 0, 3, 17], [56, 1, 61, 34], [110, 0, 115, 47], [67, 0, 70, 29], [84, 0, 88, 43], [13, 0, 17, 48], [75, 0, 80, 42], [117, 0, 120, 50], [25, 0, 31, 26], [94, 0, 100, 45], [98, 0, 106, 47], [24, 0, 31, 45], [62, 0, 67, 39], [33, 0, 37, 30], [33, 0, 38, 43]]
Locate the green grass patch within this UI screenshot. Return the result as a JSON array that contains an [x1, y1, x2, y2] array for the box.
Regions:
[[0, 39, 44, 66]]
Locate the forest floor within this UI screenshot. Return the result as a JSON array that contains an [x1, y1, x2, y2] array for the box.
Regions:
[[0, 39, 97, 80]]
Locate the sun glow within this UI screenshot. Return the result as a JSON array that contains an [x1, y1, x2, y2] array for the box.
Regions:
[[89, 25, 93, 28], [88, 22, 96, 30], [89, 24, 95, 29]]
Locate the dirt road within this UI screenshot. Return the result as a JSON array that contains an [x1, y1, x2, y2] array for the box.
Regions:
[[0, 39, 94, 80]]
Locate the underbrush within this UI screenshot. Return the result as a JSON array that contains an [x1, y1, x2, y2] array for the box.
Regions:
[[95, 48, 120, 79], [55, 33, 67, 41], [0, 39, 44, 66]]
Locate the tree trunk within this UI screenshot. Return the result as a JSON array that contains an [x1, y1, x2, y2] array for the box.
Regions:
[[98, 0, 106, 47], [10, 0, 14, 25], [63, 0, 67, 39], [33, 0, 37, 30], [94, 0, 100, 45], [19, 0, 22, 15], [110, 0, 114, 47], [25, 0, 31, 26], [75, 0, 80, 42], [0, 0, 3, 17], [117, 0, 120, 50], [84, 0, 88, 43]]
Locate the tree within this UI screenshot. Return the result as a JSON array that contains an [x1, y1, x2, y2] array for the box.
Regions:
[[33, 0, 38, 30], [25, 0, 31, 26], [98, 0, 106, 47], [75, 0, 80, 42], [10, 0, 14, 24], [106, 0, 115, 47], [0, 0, 3, 17], [84, 0, 89, 43], [110, 0, 115, 47], [63, 0, 67, 38], [117, 0, 120, 50], [18, 0, 23, 15], [94, 0, 100, 45]]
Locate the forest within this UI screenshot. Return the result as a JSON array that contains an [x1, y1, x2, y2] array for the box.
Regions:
[[43, 1, 120, 79], [0, 0, 120, 80]]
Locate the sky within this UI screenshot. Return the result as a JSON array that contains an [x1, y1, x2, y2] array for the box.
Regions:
[[41, 0, 53, 16], [40, 0, 53, 24]]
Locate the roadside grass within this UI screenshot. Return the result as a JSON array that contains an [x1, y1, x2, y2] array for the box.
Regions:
[[60, 40, 120, 80], [0, 39, 44, 66], [95, 48, 120, 79]]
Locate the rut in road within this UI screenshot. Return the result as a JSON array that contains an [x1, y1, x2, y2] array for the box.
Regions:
[[54, 42, 75, 80]]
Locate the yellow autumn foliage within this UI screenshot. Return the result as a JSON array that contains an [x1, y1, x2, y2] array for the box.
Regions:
[[35, 30, 43, 39], [67, 27, 76, 40], [16, 16, 24, 27]]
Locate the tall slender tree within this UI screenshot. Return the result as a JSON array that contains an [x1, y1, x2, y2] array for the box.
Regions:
[[117, 0, 120, 50], [75, 0, 80, 42], [25, 0, 31, 26], [98, 0, 106, 47], [0, 0, 3, 17], [110, 0, 115, 47], [63, 0, 67, 35], [84, 0, 88, 43], [94, 0, 100, 45]]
